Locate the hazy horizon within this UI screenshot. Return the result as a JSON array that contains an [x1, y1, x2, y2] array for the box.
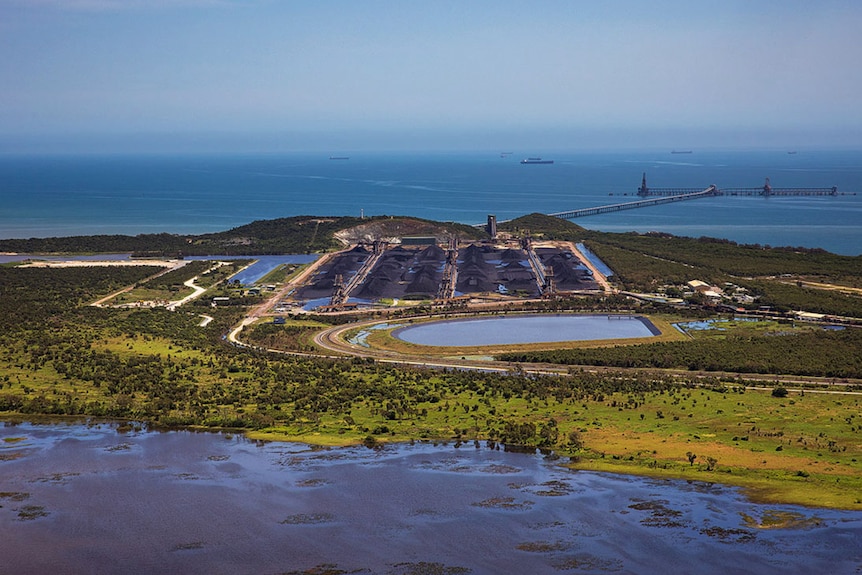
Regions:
[[2, 0, 861, 154]]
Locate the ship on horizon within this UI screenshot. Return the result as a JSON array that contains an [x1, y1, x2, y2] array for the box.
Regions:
[[521, 157, 554, 164], [671, 150, 693, 154]]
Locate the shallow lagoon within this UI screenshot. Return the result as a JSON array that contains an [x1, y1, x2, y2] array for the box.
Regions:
[[395, 314, 660, 347], [2, 422, 860, 574]]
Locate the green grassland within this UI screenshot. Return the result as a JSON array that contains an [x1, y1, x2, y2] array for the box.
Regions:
[[254, 263, 303, 285]]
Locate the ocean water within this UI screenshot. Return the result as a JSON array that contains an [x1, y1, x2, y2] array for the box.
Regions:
[[1, 150, 860, 255]]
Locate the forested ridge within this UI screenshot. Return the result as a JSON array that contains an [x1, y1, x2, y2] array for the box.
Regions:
[[0, 217, 352, 255], [0, 215, 485, 256], [584, 232, 862, 279]]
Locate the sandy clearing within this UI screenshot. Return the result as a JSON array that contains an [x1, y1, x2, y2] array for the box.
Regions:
[[21, 259, 179, 268]]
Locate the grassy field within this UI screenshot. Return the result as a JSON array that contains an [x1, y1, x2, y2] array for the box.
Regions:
[[114, 286, 195, 304], [254, 263, 303, 285], [562, 387, 861, 508], [243, 378, 862, 509]]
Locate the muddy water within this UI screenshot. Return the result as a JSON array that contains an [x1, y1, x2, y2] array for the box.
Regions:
[[1, 422, 860, 575]]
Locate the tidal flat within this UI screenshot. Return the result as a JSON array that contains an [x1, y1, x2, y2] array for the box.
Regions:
[[1, 421, 860, 574]]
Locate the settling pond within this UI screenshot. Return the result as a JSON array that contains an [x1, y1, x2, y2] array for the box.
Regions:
[[3, 421, 860, 574], [394, 314, 660, 347]]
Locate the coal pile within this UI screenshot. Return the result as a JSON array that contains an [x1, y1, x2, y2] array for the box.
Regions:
[[455, 244, 498, 294], [296, 245, 371, 299], [355, 244, 445, 299], [293, 242, 593, 305], [497, 261, 539, 294], [535, 247, 598, 291], [455, 245, 540, 296]]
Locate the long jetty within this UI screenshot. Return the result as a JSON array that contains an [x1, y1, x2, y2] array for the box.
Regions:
[[549, 186, 717, 220], [481, 174, 846, 230]]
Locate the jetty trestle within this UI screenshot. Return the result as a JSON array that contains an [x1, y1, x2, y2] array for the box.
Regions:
[[550, 186, 717, 220]]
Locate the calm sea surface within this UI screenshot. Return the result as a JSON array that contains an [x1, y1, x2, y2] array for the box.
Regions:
[[2, 421, 860, 574], [1, 150, 860, 255]]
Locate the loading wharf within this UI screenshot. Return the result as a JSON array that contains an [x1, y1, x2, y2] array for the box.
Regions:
[[542, 174, 851, 222], [636, 174, 848, 198]]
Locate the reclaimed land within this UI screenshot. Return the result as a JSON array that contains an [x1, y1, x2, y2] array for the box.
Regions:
[[1, 214, 861, 509]]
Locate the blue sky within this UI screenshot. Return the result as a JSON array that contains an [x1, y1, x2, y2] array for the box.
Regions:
[[2, 0, 861, 152]]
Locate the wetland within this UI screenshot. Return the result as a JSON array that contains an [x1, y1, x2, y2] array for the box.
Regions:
[[2, 421, 860, 575]]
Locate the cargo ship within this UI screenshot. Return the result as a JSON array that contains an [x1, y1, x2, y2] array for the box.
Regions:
[[520, 157, 553, 164]]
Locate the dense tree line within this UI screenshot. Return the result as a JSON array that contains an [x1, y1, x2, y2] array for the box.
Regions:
[[581, 242, 727, 290], [745, 280, 862, 317], [0, 233, 188, 256], [500, 328, 862, 378], [582, 229, 862, 279], [0, 265, 162, 328]]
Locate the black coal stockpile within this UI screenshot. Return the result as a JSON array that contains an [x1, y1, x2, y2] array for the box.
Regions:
[[536, 248, 595, 290], [499, 248, 526, 263], [356, 244, 446, 299], [295, 243, 599, 304], [417, 244, 445, 261], [455, 244, 498, 294], [355, 257, 403, 299], [405, 267, 440, 295], [296, 245, 371, 299], [498, 261, 539, 294]]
